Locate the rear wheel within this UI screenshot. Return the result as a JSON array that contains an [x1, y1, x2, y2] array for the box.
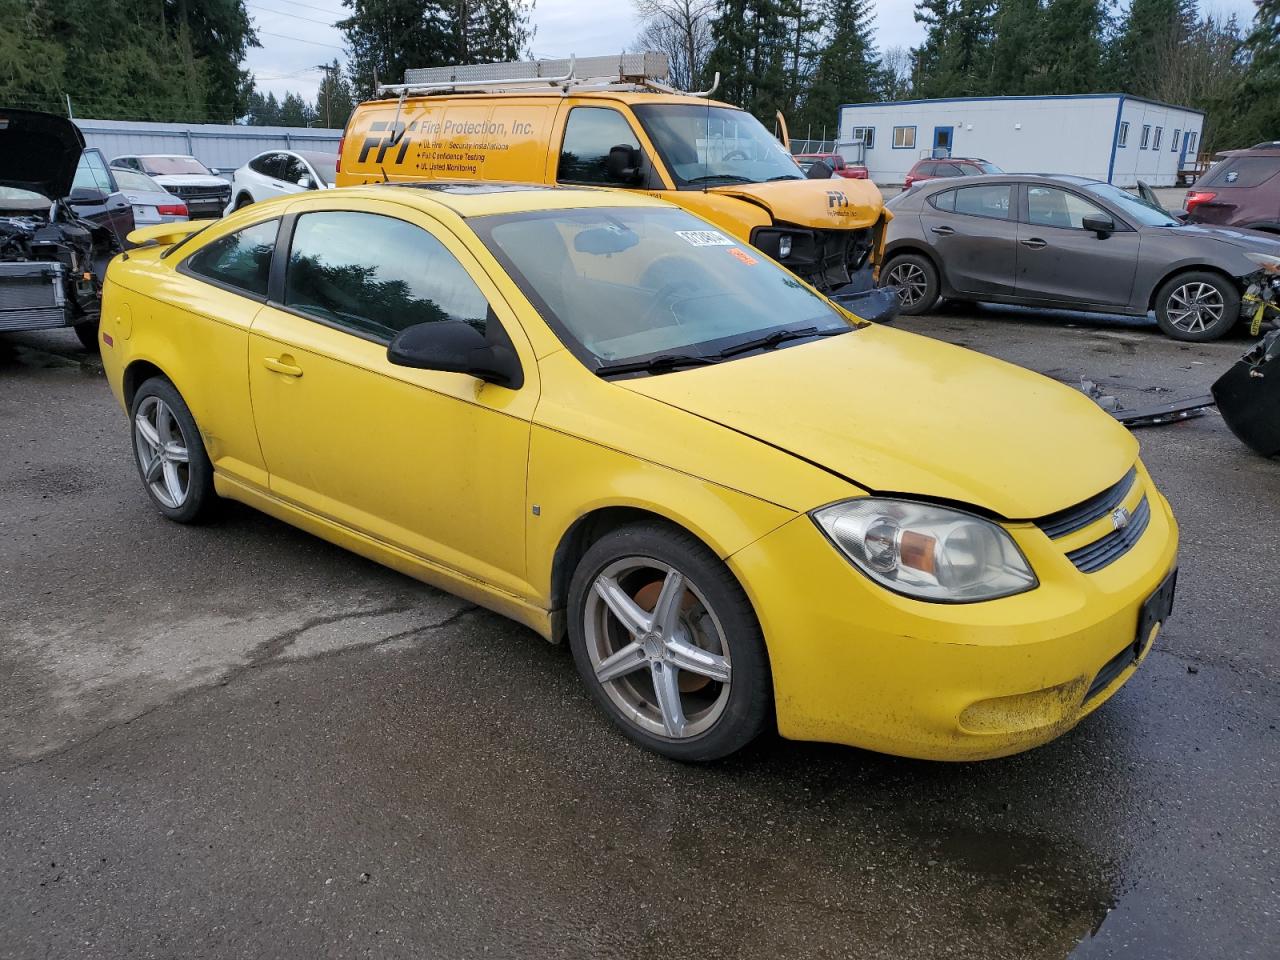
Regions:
[[234, 193, 254, 210], [567, 522, 772, 762], [73, 319, 100, 352], [880, 253, 940, 315], [1154, 271, 1240, 341], [130, 378, 217, 523]]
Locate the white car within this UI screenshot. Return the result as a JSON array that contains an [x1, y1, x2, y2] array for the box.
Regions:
[[225, 150, 337, 213], [108, 166, 189, 225], [109, 154, 232, 219]]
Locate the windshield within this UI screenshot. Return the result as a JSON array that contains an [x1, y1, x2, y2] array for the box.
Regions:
[[633, 104, 804, 188], [300, 152, 337, 185], [141, 156, 213, 176], [474, 206, 851, 372], [111, 167, 163, 191], [1084, 182, 1180, 226], [0, 186, 48, 203], [975, 162, 1003, 174]]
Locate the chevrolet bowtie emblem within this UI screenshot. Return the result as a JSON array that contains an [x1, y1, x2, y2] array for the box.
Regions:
[[1111, 505, 1132, 531]]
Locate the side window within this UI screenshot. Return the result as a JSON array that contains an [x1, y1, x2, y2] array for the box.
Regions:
[[74, 151, 115, 192], [1171, 130, 1181, 153], [558, 107, 643, 185], [1026, 187, 1108, 230], [185, 219, 280, 297], [284, 211, 490, 342], [249, 154, 271, 175], [1153, 127, 1163, 151], [937, 163, 965, 177], [954, 184, 1011, 219], [1200, 156, 1280, 188], [265, 153, 288, 179], [893, 126, 915, 149], [1140, 125, 1151, 149], [282, 155, 308, 185], [930, 189, 956, 212], [1118, 122, 1129, 148], [916, 162, 937, 177]]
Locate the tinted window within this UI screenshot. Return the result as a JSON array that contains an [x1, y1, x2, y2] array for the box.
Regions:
[[916, 162, 937, 177], [954, 184, 1011, 219], [930, 189, 956, 212], [1200, 156, 1280, 189], [1026, 186, 1108, 229], [283, 155, 309, 184], [937, 163, 965, 177], [284, 212, 489, 341], [249, 153, 274, 176], [559, 108, 642, 185], [185, 219, 279, 297]]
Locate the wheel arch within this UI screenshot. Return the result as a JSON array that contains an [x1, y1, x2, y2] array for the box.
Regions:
[[881, 242, 947, 291], [1147, 263, 1243, 311], [122, 358, 172, 409]]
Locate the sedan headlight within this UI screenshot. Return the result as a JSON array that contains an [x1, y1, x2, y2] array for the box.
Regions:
[[812, 499, 1037, 602], [1244, 251, 1280, 274]]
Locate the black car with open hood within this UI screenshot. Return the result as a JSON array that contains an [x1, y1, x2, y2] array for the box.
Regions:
[[0, 108, 129, 351]]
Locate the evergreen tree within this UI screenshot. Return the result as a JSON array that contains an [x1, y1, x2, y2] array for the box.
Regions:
[[1107, 0, 1197, 97], [314, 60, 356, 128], [245, 91, 283, 126], [1035, 0, 1105, 94], [987, 0, 1042, 95], [706, 0, 794, 122], [799, 0, 879, 131], [1234, 0, 1280, 146], [913, 0, 996, 97], [278, 91, 317, 127]]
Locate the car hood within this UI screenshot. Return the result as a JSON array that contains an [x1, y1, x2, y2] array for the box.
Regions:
[[150, 174, 227, 187], [0, 108, 85, 200], [1153, 222, 1280, 253], [708, 177, 886, 231], [620, 325, 1138, 519]]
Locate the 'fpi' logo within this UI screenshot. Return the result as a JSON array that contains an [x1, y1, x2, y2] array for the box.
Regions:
[[826, 190, 849, 210]]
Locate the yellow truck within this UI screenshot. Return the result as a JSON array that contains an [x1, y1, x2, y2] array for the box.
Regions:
[[335, 54, 888, 297]]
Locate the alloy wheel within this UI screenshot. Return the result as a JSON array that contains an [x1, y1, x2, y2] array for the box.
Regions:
[[886, 262, 928, 307], [1166, 281, 1225, 334], [583, 557, 732, 740], [133, 395, 191, 509]]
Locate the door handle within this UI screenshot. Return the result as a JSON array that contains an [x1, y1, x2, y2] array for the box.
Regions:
[[1020, 237, 1047, 249], [931, 225, 955, 236], [262, 356, 303, 377]]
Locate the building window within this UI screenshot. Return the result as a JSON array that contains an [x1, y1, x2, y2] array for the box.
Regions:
[[1171, 129, 1181, 152], [892, 126, 916, 149], [1187, 131, 1198, 154], [1118, 121, 1129, 147], [1140, 125, 1151, 149], [850, 126, 875, 148], [1153, 127, 1163, 150]]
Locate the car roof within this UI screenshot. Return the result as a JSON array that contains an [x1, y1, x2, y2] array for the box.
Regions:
[[914, 172, 1104, 188], [359, 91, 742, 110]]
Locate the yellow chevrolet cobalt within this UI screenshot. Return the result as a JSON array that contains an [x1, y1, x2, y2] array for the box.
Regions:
[[100, 183, 1178, 762]]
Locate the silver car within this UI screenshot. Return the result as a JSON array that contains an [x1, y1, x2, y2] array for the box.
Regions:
[[881, 173, 1280, 341], [109, 166, 189, 225]]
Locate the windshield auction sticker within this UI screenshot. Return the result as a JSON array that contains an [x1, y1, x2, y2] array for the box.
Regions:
[[727, 248, 759, 266], [676, 230, 735, 247]]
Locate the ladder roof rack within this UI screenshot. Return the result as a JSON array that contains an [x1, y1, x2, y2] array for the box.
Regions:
[[376, 53, 720, 99]]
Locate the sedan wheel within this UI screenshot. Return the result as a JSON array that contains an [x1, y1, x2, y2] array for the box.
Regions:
[[130, 377, 217, 523], [1155, 271, 1240, 342], [584, 557, 732, 740], [880, 253, 940, 315], [567, 523, 772, 761], [1166, 282, 1224, 334]]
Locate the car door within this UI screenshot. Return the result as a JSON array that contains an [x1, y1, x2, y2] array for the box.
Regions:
[[246, 197, 540, 598], [920, 183, 1018, 296], [257, 153, 293, 197], [1015, 184, 1140, 307], [72, 149, 136, 242]]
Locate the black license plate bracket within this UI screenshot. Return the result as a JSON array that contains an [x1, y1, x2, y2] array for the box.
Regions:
[[1135, 567, 1177, 659]]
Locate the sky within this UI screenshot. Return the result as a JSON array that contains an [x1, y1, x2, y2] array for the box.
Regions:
[[244, 0, 1259, 115]]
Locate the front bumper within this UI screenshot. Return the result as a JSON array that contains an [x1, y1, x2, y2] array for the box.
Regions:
[[727, 470, 1179, 761]]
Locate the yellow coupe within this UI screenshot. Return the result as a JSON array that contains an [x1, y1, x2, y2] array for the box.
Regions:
[[100, 184, 1178, 762]]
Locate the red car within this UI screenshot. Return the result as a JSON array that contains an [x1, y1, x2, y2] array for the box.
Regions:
[[793, 153, 869, 179], [903, 157, 1003, 190], [1183, 142, 1280, 235]]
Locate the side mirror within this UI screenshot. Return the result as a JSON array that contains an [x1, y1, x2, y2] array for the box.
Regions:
[[605, 144, 644, 185], [1081, 214, 1115, 237], [297, 175, 313, 190], [67, 187, 108, 205], [805, 159, 834, 180], [387, 319, 523, 389]]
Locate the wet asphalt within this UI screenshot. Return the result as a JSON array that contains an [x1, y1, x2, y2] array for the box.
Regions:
[[1, 309, 1276, 960]]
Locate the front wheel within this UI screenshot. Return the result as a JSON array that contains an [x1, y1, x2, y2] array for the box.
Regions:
[[74, 319, 100, 352], [880, 253, 940, 315], [1155, 271, 1240, 341], [130, 378, 218, 523], [567, 522, 772, 762]]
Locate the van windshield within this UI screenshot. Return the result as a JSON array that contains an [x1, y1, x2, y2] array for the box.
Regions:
[[633, 104, 804, 188], [473, 206, 851, 375]]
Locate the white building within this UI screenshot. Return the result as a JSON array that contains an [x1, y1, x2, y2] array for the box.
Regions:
[[837, 95, 1205, 187]]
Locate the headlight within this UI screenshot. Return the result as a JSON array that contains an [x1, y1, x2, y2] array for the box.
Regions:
[[812, 499, 1037, 602], [1244, 251, 1280, 274]]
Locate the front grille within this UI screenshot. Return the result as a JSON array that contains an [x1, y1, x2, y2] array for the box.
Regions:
[[169, 185, 230, 202], [1065, 496, 1151, 573], [1036, 467, 1137, 539], [0, 261, 67, 329]]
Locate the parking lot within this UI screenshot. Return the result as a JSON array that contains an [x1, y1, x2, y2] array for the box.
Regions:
[[1, 307, 1277, 959]]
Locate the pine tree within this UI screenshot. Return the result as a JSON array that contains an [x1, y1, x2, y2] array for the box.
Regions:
[[1108, 0, 1197, 97], [913, 0, 996, 97], [799, 0, 879, 132], [1035, 0, 1105, 94], [1234, 0, 1280, 146], [987, 0, 1042, 95], [314, 60, 356, 129], [706, 0, 794, 121]]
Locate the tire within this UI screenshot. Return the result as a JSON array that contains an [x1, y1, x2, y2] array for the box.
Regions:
[[73, 319, 100, 352], [880, 253, 940, 315], [129, 377, 217, 523], [1154, 271, 1240, 342], [566, 521, 772, 762], [234, 193, 254, 210]]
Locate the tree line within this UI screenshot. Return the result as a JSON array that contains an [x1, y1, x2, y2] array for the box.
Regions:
[[654, 0, 1280, 150]]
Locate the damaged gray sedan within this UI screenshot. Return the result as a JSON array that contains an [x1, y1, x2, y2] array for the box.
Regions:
[[881, 173, 1280, 341], [1, 109, 127, 351]]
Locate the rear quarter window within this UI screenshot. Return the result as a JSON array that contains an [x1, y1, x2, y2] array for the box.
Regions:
[[184, 219, 280, 298], [1200, 156, 1280, 189]]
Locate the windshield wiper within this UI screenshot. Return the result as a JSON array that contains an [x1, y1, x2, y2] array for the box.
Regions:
[[766, 174, 803, 181], [685, 174, 754, 184], [595, 353, 721, 378], [717, 326, 847, 359]]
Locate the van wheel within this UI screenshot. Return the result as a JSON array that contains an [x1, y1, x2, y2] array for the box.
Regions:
[[567, 522, 772, 762], [130, 378, 217, 523], [1155, 271, 1240, 341], [880, 254, 940, 315]]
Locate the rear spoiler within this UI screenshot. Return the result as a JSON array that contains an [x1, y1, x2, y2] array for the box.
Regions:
[[126, 220, 209, 248]]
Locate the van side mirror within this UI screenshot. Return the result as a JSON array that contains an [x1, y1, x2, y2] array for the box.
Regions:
[[606, 144, 644, 185], [387, 319, 523, 389], [1081, 214, 1115, 237]]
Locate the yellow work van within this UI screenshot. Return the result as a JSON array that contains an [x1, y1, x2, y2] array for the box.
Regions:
[[336, 54, 888, 295]]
